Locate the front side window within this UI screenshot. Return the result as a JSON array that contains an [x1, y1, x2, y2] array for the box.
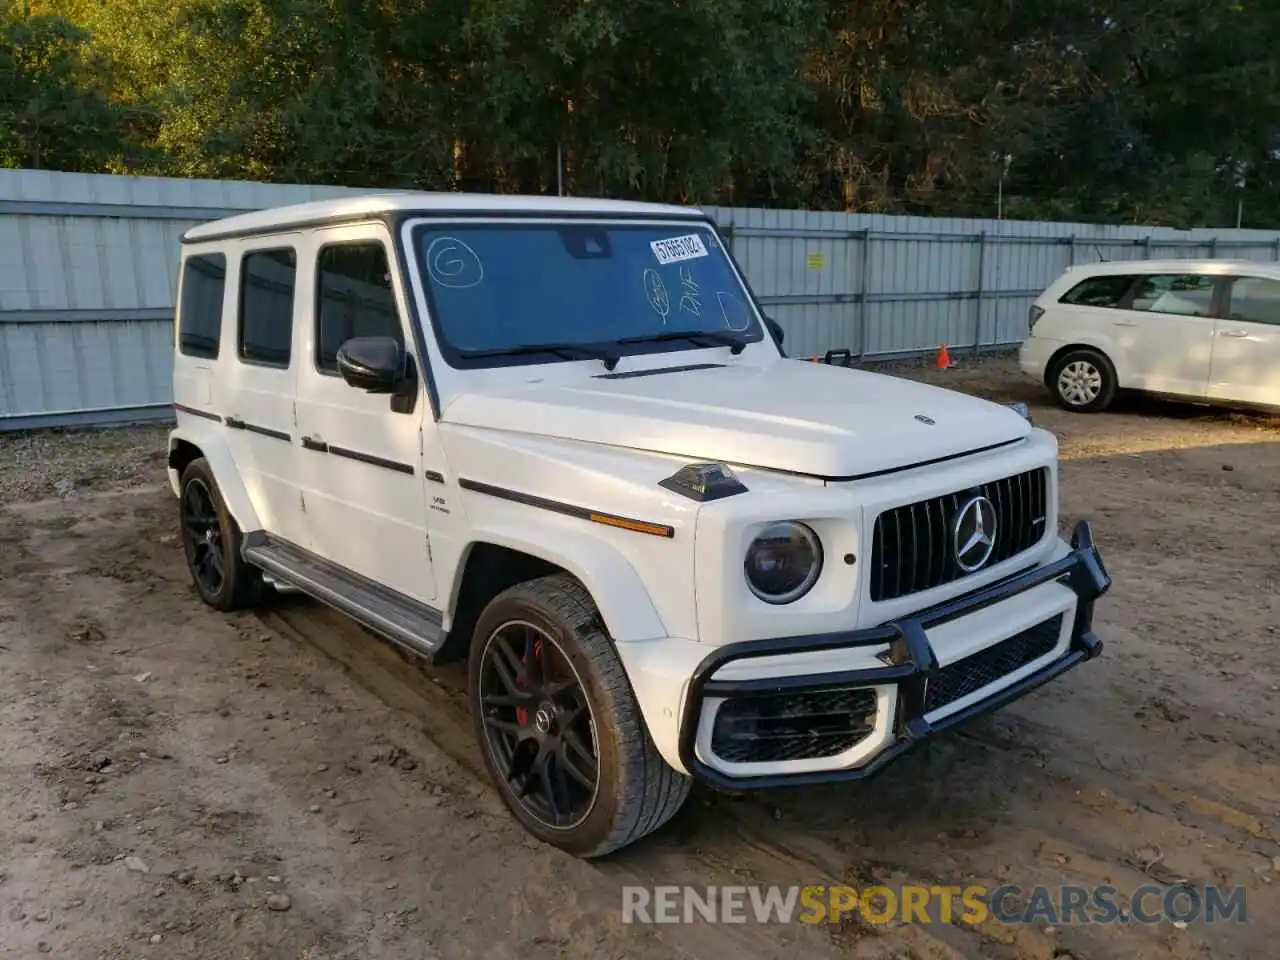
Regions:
[[412, 221, 764, 367], [178, 253, 226, 359], [1060, 274, 1136, 308], [1225, 276, 1280, 325], [315, 242, 403, 373], [1129, 274, 1215, 317], [239, 249, 297, 367]]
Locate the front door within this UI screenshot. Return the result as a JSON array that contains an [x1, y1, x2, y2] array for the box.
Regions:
[[292, 224, 436, 603], [1209, 274, 1280, 408], [1117, 272, 1218, 398]]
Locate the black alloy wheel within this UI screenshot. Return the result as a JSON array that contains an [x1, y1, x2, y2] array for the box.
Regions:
[[476, 620, 600, 829], [182, 477, 226, 597]]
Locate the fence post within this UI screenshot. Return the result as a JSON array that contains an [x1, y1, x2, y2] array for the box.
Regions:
[[973, 232, 987, 356], [722, 223, 734, 253], [1274, 238, 1279, 262], [1068, 235, 1077, 266], [1210, 236, 1218, 260], [1143, 236, 1152, 259], [856, 229, 871, 358]]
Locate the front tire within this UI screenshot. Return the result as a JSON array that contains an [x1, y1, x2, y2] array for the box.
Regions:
[[178, 457, 263, 611], [468, 574, 691, 858], [1049, 348, 1117, 412]]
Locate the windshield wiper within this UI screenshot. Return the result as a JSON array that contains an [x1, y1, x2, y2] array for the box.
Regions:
[[459, 342, 620, 370], [616, 329, 748, 355]]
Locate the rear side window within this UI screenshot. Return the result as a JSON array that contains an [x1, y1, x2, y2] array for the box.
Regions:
[[239, 249, 297, 367], [1225, 276, 1280, 325], [1059, 274, 1136, 308], [315, 242, 403, 373], [1129, 274, 1215, 316], [178, 253, 226, 359]]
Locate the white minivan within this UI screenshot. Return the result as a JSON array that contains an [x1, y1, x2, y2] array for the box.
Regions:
[[1020, 259, 1280, 412]]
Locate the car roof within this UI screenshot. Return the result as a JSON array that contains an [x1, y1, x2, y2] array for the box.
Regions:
[[1062, 258, 1280, 279], [183, 191, 708, 243]]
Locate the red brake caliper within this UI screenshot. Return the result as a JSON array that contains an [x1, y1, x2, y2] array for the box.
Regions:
[[514, 638, 543, 728]]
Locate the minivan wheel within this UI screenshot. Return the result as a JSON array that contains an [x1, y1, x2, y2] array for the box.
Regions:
[[178, 458, 263, 611], [469, 574, 691, 858], [1049, 348, 1117, 413]]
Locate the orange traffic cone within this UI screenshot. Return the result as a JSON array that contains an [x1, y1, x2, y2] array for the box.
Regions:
[[935, 344, 952, 370]]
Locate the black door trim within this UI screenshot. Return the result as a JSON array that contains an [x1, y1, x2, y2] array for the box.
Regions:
[[299, 435, 414, 475], [329, 444, 415, 475], [173, 403, 222, 423], [225, 416, 292, 442]]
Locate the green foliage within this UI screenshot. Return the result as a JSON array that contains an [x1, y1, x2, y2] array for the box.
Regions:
[[0, 4, 128, 170], [12, 0, 1280, 226]]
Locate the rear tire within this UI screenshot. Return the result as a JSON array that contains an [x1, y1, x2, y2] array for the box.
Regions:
[[468, 574, 691, 858], [178, 457, 263, 611], [1048, 348, 1117, 413]]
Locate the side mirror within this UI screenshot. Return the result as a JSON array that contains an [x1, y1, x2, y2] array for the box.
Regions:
[[764, 316, 785, 353], [336, 336, 405, 394]]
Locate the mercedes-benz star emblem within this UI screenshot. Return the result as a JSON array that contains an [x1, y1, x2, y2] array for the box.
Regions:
[[953, 495, 998, 573], [534, 706, 554, 734]]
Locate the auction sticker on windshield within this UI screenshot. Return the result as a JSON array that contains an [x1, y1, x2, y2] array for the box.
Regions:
[[651, 234, 709, 265]]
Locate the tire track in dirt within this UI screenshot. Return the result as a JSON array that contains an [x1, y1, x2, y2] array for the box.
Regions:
[[258, 598, 1278, 960], [258, 600, 857, 960], [12, 486, 1277, 960]]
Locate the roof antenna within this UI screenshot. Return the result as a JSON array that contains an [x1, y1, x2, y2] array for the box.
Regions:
[[1094, 245, 1109, 262]]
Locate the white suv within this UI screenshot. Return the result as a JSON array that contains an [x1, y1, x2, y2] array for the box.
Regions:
[[1021, 258, 1280, 412], [168, 193, 1111, 857]]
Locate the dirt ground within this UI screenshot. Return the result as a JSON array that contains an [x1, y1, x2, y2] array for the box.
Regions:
[[1, 356, 1278, 960]]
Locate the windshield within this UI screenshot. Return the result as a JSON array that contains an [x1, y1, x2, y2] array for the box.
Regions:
[[411, 220, 765, 367]]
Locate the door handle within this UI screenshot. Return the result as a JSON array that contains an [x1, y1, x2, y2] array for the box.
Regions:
[[1112, 320, 1138, 327], [301, 435, 329, 452], [1219, 329, 1249, 338]]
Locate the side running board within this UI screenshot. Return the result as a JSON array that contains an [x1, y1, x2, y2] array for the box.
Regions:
[[242, 532, 444, 660]]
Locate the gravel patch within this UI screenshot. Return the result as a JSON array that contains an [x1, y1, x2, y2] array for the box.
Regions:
[[0, 424, 172, 505]]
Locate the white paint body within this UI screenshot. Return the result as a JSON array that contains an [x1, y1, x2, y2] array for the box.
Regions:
[[1021, 258, 1280, 408], [169, 193, 1090, 781]]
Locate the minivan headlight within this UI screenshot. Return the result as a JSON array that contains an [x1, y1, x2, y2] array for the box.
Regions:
[[744, 521, 823, 604]]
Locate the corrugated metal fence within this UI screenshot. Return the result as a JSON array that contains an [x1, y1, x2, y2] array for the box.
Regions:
[[4, 168, 1280, 429]]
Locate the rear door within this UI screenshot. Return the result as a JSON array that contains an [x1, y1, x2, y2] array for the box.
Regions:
[[1116, 272, 1219, 398], [1208, 275, 1280, 407], [223, 240, 309, 546]]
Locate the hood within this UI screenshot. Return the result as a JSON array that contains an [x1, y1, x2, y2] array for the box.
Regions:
[[443, 359, 1031, 479]]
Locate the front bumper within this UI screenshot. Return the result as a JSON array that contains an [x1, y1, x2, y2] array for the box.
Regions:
[[678, 520, 1110, 789]]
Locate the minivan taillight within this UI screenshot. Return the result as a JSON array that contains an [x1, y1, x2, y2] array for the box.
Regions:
[[1028, 305, 1045, 332]]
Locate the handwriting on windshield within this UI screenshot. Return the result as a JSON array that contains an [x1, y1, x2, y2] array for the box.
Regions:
[[644, 269, 671, 322], [717, 291, 751, 332], [678, 266, 702, 317], [425, 237, 484, 289]]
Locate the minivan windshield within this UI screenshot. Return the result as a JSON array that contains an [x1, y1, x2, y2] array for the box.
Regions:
[[411, 220, 765, 367]]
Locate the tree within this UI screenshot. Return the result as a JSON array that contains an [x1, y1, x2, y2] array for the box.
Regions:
[[0, 5, 128, 170], [14, 0, 1280, 226]]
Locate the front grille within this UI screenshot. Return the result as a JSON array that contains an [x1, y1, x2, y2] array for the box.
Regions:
[[870, 467, 1048, 602], [710, 688, 878, 764], [924, 614, 1063, 713]]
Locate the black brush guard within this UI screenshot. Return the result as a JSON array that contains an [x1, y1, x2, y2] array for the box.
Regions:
[[678, 520, 1110, 788]]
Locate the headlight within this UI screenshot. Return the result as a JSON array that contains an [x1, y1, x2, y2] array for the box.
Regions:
[[744, 521, 823, 604]]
